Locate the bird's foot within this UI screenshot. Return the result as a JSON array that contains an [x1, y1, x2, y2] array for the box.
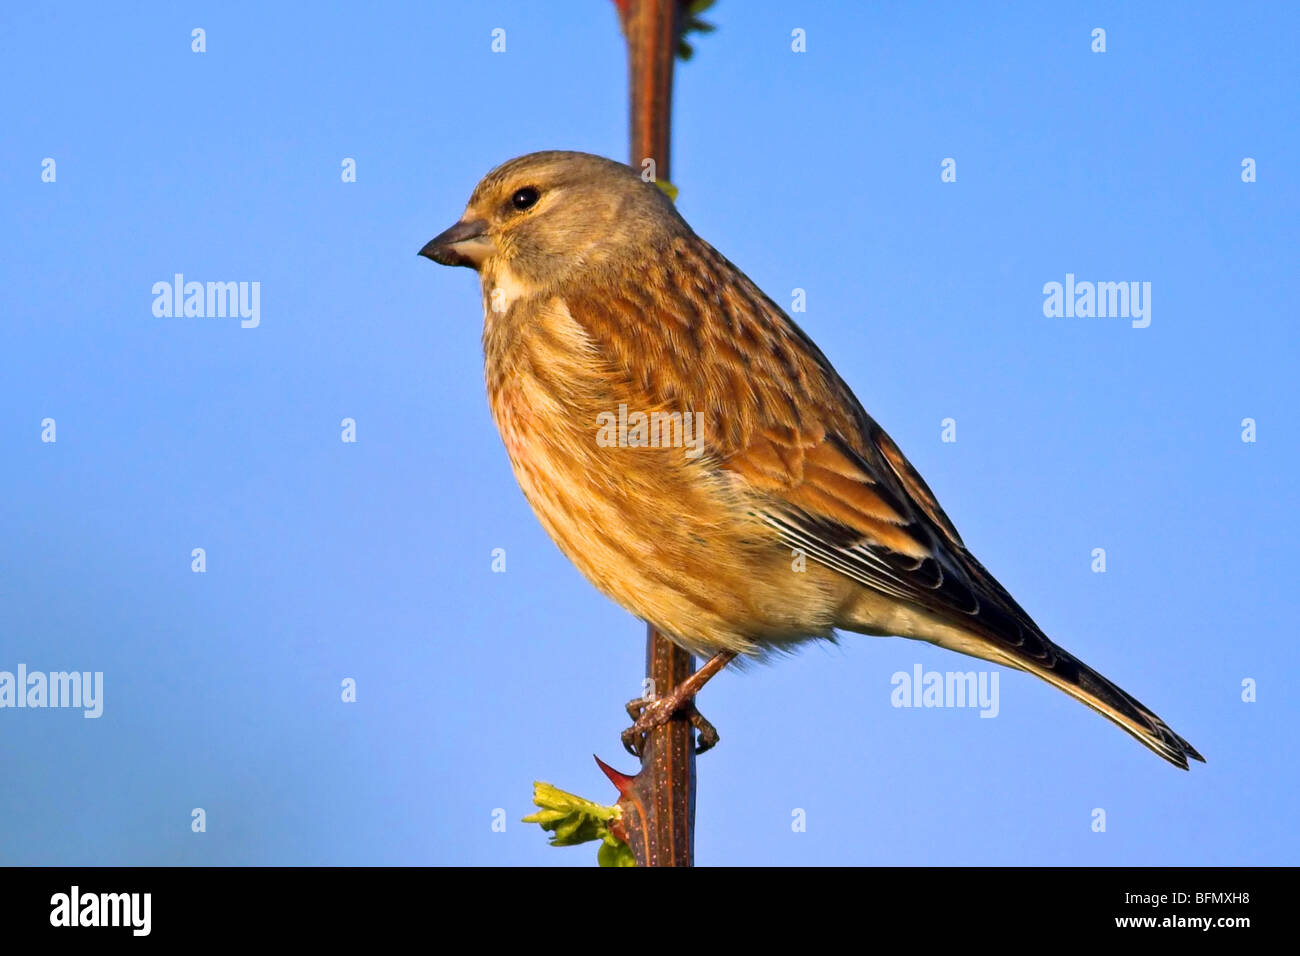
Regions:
[[619, 650, 736, 757], [621, 694, 720, 757]]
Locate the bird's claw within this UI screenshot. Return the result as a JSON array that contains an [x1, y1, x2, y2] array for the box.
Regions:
[[621, 695, 720, 756]]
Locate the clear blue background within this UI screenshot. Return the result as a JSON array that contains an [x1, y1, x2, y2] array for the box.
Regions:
[[1, 1, 1295, 865]]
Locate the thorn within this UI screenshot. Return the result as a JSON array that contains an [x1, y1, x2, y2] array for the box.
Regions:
[[593, 754, 638, 797]]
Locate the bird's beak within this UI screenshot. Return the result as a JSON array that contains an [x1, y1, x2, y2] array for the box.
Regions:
[[418, 219, 493, 269]]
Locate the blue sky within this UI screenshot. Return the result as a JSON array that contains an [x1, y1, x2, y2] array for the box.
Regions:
[[1, 1, 1296, 865]]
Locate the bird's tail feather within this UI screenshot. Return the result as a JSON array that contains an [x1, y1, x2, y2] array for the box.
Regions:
[[996, 642, 1204, 770]]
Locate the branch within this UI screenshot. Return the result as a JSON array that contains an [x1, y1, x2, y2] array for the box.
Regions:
[[614, 0, 698, 868]]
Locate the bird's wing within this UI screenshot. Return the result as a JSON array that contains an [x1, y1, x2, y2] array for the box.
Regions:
[[567, 234, 1044, 648], [730, 409, 1050, 658]]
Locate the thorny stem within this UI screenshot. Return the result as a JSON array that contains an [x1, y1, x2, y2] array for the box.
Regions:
[[614, 0, 697, 868]]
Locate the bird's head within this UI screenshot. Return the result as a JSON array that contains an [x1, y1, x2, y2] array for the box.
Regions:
[[419, 150, 688, 290]]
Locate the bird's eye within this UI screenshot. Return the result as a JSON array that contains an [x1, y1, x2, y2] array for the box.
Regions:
[[511, 187, 540, 211]]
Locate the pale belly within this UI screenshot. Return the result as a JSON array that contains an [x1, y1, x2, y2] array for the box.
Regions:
[[488, 375, 848, 658]]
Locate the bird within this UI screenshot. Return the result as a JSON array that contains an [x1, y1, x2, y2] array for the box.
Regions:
[[419, 150, 1204, 770]]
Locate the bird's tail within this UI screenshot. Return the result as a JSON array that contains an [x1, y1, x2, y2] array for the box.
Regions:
[[994, 641, 1204, 770]]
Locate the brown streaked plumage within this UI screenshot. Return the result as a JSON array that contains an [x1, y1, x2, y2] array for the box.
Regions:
[[420, 150, 1204, 770]]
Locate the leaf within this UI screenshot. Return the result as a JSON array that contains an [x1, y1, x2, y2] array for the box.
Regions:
[[523, 781, 636, 867], [598, 839, 637, 868], [677, 0, 716, 61], [653, 178, 680, 202]]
